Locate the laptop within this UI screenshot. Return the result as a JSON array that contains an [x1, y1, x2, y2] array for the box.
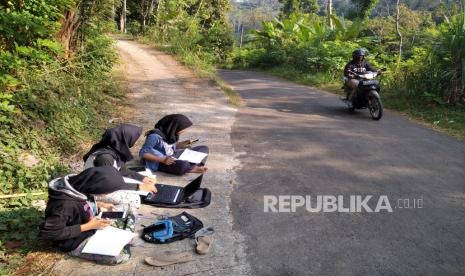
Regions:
[[144, 174, 203, 205]]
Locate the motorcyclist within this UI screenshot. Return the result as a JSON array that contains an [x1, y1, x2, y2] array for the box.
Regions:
[[343, 49, 380, 101]]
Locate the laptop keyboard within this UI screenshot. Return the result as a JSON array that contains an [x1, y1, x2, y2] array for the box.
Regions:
[[154, 184, 181, 203]]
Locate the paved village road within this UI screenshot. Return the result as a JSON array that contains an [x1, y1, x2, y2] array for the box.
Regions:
[[219, 69, 465, 275]]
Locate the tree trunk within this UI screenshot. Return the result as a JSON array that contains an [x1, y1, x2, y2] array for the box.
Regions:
[[147, 0, 155, 25], [120, 0, 126, 33], [156, 0, 162, 27], [58, 9, 81, 58], [327, 0, 334, 30], [140, 0, 146, 35], [239, 24, 244, 48], [395, 0, 403, 65]]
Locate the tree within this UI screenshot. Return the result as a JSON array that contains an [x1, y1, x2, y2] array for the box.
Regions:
[[299, 0, 319, 13], [279, 0, 319, 17], [56, 0, 115, 57], [120, 0, 127, 33], [327, 0, 334, 30], [350, 0, 380, 18], [140, 0, 145, 34], [395, 0, 403, 64]]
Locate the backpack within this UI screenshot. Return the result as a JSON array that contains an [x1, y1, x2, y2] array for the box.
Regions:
[[142, 212, 203, 244]]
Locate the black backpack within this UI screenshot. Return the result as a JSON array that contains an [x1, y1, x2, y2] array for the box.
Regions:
[[142, 212, 203, 244]]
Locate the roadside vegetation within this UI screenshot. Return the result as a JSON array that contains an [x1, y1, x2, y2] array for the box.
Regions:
[[1, 0, 464, 273], [118, 0, 242, 104], [121, 0, 465, 138], [225, 0, 465, 139], [0, 0, 122, 273]]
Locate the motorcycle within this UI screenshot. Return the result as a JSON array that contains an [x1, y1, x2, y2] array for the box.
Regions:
[[341, 69, 385, 120]]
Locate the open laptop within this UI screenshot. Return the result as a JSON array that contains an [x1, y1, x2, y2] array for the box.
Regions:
[[144, 174, 203, 205]]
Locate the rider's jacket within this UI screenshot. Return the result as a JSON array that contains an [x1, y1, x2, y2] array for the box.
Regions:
[[344, 60, 376, 78]]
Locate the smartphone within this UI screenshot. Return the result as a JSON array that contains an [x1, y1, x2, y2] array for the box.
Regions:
[[130, 166, 147, 172], [100, 211, 126, 219], [190, 138, 199, 145]]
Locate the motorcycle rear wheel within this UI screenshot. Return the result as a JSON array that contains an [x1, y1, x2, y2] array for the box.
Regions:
[[367, 91, 383, 120]]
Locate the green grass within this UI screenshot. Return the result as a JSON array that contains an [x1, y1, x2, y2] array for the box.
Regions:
[[382, 94, 465, 140]]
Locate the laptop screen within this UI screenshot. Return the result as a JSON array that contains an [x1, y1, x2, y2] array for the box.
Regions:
[[184, 174, 203, 197]]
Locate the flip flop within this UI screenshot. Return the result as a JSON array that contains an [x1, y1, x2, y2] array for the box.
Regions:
[[195, 235, 213, 255], [194, 227, 214, 238], [145, 251, 192, 267]]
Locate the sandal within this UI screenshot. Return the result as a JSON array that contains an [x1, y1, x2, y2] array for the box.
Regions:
[[196, 235, 213, 255], [145, 251, 192, 267], [194, 227, 214, 238]]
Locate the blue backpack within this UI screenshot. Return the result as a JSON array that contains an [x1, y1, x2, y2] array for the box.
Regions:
[[142, 212, 203, 244]]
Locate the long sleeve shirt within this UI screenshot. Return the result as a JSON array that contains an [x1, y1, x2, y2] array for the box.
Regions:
[[139, 133, 176, 172], [344, 60, 376, 77], [39, 196, 95, 252]]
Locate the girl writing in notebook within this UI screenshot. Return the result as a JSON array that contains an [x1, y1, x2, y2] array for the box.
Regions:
[[139, 114, 208, 175], [40, 166, 135, 265]]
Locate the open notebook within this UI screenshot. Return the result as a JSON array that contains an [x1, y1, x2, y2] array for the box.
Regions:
[[122, 169, 156, 196], [177, 149, 208, 164], [82, 226, 135, 256]]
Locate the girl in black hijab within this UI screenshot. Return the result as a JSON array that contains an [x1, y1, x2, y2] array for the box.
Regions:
[[139, 114, 209, 175], [40, 167, 132, 264], [83, 124, 156, 186]]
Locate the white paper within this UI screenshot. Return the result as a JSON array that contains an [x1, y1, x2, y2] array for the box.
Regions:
[[177, 149, 208, 164], [123, 177, 143, 184], [139, 169, 155, 177], [123, 190, 150, 196], [82, 226, 135, 256], [123, 170, 155, 183]]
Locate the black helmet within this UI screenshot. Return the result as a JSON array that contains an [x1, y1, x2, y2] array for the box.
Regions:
[[352, 48, 367, 59]]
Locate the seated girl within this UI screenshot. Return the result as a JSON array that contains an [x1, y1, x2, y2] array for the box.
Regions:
[[83, 124, 156, 185], [39, 166, 137, 265], [139, 114, 208, 175]]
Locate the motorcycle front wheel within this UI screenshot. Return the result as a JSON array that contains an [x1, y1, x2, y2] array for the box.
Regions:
[[367, 90, 383, 120]]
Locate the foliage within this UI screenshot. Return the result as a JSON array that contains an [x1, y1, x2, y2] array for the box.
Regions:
[[0, 206, 53, 275], [228, 4, 465, 106], [0, 207, 44, 250], [124, 0, 233, 64], [0, 0, 73, 49], [231, 14, 365, 77], [349, 0, 381, 19], [279, 0, 319, 16], [0, 0, 121, 205], [223, 3, 465, 138], [0, 0, 123, 273], [432, 11, 465, 103]]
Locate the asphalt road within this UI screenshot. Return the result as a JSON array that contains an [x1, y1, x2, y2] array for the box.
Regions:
[[219, 70, 465, 275]]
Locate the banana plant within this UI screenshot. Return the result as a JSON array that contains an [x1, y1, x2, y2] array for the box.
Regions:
[[330, 15, 364, 41], [437, 10, 465, 103]]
